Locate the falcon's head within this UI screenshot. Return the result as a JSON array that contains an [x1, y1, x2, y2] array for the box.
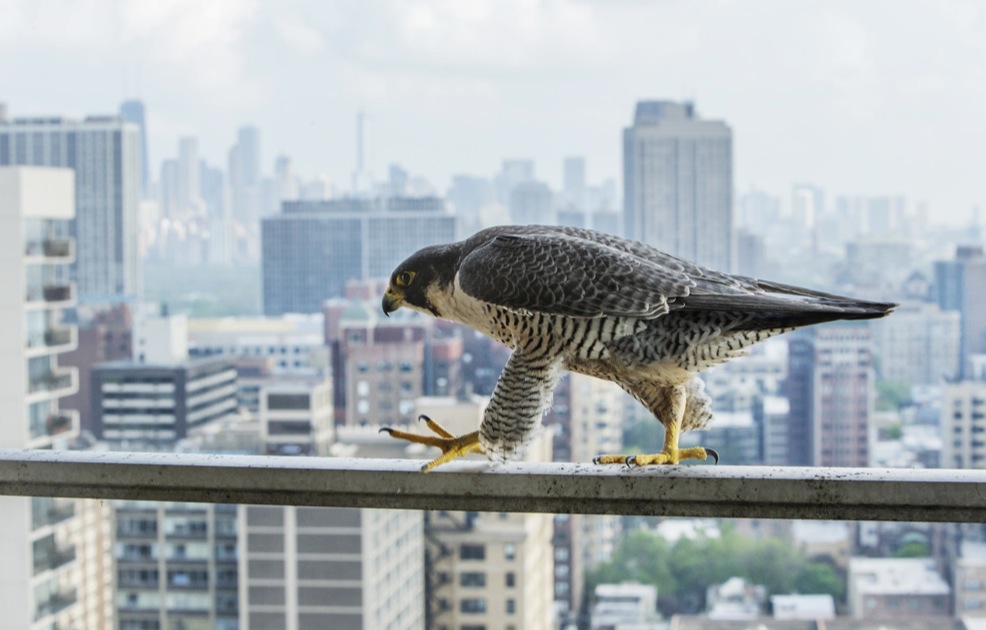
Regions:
[[382, 243, 461, 318]]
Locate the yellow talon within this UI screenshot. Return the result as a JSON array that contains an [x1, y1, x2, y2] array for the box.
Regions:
[[380, 415, 483, 472]]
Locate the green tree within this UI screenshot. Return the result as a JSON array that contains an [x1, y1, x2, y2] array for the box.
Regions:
[[876, 380, 911, 411], [894, 541, 931, 558], [793, 562, 845, 599], [587, 526, 848, 617]]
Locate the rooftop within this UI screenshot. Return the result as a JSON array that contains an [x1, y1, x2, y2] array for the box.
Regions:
[[849, 557, 950, 596]]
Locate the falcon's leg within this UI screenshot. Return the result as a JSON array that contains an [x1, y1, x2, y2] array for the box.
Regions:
[[383, 351, 562, 470], [381, 415, 482, 472], [481, 350, 564, 464], [593, 383, 718, 466]]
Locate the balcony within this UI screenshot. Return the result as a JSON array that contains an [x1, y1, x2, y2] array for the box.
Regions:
[[27, 368, 78, 398], [25, 327, 76, 355], [33, 545, 76, 576], [34, 587, 77, 621], [31, 497, 76, 529], [25, 283, 75, 308], [24, 238, 74, 262], [29, 410, 78, 441]]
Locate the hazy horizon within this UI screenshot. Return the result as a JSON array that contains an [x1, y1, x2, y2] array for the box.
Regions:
[[2, 0, 984, 223]]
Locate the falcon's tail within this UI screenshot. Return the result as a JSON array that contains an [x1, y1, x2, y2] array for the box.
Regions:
[[684, 278, 897, 331]]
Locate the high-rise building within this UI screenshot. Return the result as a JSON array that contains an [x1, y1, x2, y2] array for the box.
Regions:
[[623, 100, 732, 271], [200, 161, 232, 264], [262, 197, 456, 315], [120, 100, 149, 199], [256, 376, 334, 456], [935, 246, 986, 378], [178, 136, 201, 213], [942, 359, 986, 469], [786, 325, 875, 467], [114, 501, 240, 630], [228, 125, 262, 240], [414, 397, 555, 630], [550, 374, 624, 623], [241, 504, 424, 630], [0, 167, 113, 629], [241, 429, 425, 630], [160, 159, 179, 219], [91, 356, 238, 450], [0, 114, 142, 301], [59, 304, 134, 434]]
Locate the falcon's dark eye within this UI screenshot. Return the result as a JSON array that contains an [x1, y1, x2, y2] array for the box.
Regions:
[[396, 271, 415, 287]]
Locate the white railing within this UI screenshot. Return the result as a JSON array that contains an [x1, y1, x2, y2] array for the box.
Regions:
[[1, 449, 984, 522]]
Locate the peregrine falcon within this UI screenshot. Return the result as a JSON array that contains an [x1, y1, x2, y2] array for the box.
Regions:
[[380, 225, 895, 471]]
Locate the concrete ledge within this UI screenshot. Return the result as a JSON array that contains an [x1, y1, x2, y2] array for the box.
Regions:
[[0, 449, 983, 522]]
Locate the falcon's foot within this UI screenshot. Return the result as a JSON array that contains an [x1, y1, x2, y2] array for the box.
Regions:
[[380, 415, 482, 472], [593, 447, 719, 467]]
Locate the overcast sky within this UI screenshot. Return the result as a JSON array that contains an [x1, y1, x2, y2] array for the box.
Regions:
[[1, 0, 983, 222]]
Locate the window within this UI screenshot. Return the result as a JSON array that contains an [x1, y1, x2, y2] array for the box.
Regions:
[[505, 572, 516, 588], [460, 572, 486, 588], [503, 543, 516, 560], [506, 598, 516, 614], [460, 544, 485, 560], [460, 598, 487, 614]]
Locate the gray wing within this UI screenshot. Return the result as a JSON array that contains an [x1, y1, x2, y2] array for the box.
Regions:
[[457, 226, 895, 320], [456, 231, 696, 319]]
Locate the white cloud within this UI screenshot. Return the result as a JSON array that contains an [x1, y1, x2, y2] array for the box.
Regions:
[[273, 14, 326, 57], [0, 0, 261, 95]]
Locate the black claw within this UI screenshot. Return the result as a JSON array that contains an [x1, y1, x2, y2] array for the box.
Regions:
[[379, 427, 393, 435], [705, 448, 719, 465], [625, 455, 637, 467], [417, 414, 432, 423], [591, 456, 601, 465]]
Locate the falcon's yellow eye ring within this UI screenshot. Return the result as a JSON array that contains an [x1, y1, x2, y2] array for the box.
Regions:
[[396, 271, 415, 287]]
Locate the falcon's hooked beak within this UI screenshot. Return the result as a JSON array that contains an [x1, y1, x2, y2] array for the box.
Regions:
[[382, 287, 403, 317]]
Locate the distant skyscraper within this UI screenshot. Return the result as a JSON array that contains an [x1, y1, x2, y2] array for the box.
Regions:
[[160, 159, 179, 218], [935, 246, 986, 378], [200, 161, 231, 264], [262, 197, 456, 315], [229, 126, 261, 226], [275, 154, 299, 202], [447, 174, 495, 236], [178, 136, 200, 213], [120, 99, 149, 199], [0, 114, 142, 301], [236, 126, 260, 187], [623, 100, 732, 270], [495, 159, 535, 204], [563, 156, 586, 211], [388, 163, 409, 197], [509, 181, 554, 225], [792, 183, 824, 249]]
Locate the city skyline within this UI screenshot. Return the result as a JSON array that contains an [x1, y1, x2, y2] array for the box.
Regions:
[[2, 1, 985, 223]]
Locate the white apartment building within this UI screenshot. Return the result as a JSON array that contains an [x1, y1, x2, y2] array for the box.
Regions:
[[944, 377, 986, 469], [187, 315, 329, 375], [0, 167, 112, 629]]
